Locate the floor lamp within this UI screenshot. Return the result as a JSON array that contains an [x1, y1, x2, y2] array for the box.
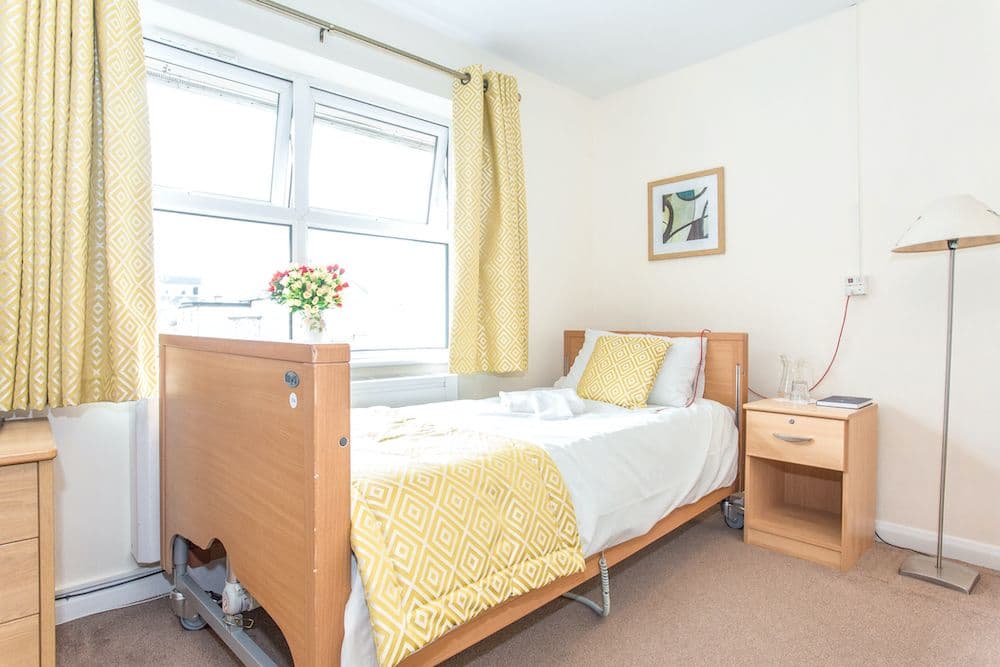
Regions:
[[892, 195, 1000, 593]]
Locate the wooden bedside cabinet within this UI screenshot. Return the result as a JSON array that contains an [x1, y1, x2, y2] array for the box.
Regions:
[[0, 419, 57, 666], [743, 399, 877, 571]]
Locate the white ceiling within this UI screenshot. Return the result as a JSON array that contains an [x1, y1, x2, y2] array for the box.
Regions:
[[364, 0, 855, 97]]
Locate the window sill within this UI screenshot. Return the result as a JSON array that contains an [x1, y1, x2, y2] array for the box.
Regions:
[[350, 349, 449, 369]]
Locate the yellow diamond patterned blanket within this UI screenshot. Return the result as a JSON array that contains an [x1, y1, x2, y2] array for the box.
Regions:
[[350, 412, 585, 666]]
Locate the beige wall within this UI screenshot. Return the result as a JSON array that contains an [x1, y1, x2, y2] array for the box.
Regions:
[[54, 0, 1000, 593], [587, 0, 1000, 550]]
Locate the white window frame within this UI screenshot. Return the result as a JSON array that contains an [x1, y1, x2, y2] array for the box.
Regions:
[[144, 40, 293, 207], [145, 38, 452, 362], [306, 88, 450, 232]]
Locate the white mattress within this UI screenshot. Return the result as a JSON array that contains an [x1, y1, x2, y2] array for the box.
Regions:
[[342, 397, 739, 665]]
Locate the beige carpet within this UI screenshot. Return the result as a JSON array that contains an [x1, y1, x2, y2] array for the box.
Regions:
[[57, 512, 1000, 666]]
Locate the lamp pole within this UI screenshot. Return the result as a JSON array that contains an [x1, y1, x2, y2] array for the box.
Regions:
[[898, 237, 980, 593], [935, 240, 957, 570]]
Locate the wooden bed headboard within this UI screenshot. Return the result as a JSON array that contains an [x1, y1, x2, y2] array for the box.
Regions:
[[564, 330, 748, 486], [563, 330, 748, 412]]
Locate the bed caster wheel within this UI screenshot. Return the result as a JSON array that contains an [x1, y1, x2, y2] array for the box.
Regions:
[[721, 495, 744, 530], [179, 615, 207, 631], [723, 510, 744, 530]]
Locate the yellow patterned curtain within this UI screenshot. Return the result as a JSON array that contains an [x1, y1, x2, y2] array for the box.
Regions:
[[450, 65, 528, 374], [0, 0, 156, 411]]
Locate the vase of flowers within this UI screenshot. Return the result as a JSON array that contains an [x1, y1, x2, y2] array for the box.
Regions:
[[268, 263, 348, 342]]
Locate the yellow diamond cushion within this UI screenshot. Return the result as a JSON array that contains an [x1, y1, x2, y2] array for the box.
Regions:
[[576, 335, 671, 408]]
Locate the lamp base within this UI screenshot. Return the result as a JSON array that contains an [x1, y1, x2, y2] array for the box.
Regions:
[[898, 553, 980, 594]]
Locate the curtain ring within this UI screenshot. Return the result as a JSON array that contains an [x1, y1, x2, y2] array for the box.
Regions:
[[460, 72, 472, 85]]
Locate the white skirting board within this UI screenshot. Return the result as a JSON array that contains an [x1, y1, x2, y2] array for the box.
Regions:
[[56, 561, 227, 625], [875, 520, 1000, 572], [56, 570, 172, 625]]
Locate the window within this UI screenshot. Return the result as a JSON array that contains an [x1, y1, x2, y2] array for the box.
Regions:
[[146, 40, 450, 355], [153, 211, 291, 339], [309, 93, 447, 225], [308, 229, 448, 350], [146, 52, 290, 203]]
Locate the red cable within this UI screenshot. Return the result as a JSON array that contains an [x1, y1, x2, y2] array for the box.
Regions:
[[810, 295, 851, 392], [748, 295, 852, 399], [685, 329, 712, 408]]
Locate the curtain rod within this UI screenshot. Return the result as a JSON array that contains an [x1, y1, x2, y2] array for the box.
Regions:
[[243, 0, 481, 88]]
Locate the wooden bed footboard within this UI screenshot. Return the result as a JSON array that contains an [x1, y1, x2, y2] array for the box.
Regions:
[[159, 335, 352, 666]]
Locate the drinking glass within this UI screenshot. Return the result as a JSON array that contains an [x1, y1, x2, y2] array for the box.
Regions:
[[789, 360, 811, 404]]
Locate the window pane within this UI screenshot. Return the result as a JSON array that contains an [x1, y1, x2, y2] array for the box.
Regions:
[[308, 229, 447, 350], [154, 211, 291, 339], [310, 104, 437, 223], [147, 57, 281, 201]]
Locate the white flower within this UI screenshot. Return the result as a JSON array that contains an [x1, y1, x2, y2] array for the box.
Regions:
[[280, 276, 290, 286], [303, 290, 312, 299]]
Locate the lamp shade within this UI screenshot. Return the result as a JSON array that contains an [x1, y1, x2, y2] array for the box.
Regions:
[[893, 195, 1000, 253]]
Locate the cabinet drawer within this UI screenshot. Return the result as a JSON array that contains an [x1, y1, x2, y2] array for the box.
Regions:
[[747, 411, 845, 470], [0, 615, 39, 666], [0, 463, 38, 544], [0, 539, 39, 625]]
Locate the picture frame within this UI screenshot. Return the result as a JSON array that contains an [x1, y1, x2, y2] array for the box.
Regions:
[[647, 167, 725, 261]]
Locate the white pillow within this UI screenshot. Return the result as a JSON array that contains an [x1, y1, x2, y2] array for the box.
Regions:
[[556, 329, 707, 407]]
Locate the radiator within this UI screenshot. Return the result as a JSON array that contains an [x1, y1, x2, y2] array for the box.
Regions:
[[130, 374, 458, 564], [350, 373, 458, 408]]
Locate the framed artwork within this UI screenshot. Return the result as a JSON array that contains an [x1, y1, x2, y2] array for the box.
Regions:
[[647, 167, 725, 261]]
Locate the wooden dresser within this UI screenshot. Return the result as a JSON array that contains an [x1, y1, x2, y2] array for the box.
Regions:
[[0, 419, 56, 666]]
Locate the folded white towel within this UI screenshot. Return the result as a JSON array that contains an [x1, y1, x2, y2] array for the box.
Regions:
[[498, 388, 586, 420]]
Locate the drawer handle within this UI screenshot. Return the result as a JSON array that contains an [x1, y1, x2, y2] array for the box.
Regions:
[[772, 433, 815, 444]]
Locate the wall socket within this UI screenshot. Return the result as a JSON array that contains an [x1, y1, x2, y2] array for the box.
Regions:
[[844, 275, 868, 296]]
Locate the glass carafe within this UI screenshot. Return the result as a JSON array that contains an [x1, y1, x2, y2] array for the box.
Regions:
[[776, 354, 793, 399]]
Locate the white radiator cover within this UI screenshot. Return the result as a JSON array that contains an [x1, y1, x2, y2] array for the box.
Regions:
[[131, 398, 160, 564], [350, 373, 458, 408], [130, 374, 458, 564]]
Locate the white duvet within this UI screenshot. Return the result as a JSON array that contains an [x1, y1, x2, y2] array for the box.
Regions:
[[342, 397, 739, 665]]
